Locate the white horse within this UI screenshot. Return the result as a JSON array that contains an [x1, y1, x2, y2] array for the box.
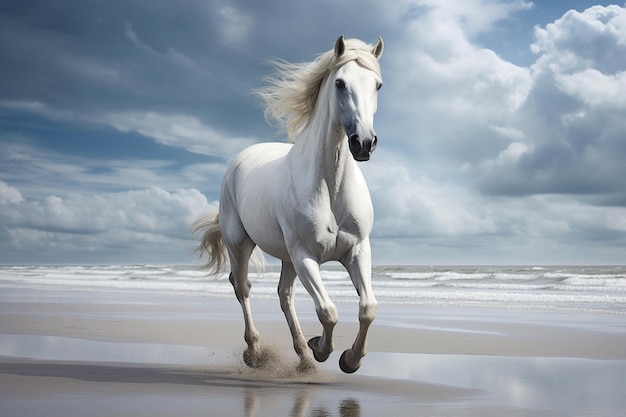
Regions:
[[192, 35, 383, 374]]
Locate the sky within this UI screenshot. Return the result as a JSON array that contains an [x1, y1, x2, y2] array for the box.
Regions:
[[1, 0, 625, 265]]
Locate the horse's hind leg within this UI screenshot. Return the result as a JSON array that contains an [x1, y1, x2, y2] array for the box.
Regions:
[[223, 223, 264, 368], [278, 261, 315, 372]]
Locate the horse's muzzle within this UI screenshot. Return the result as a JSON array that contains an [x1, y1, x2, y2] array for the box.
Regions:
[[348, 134, 377, 162]]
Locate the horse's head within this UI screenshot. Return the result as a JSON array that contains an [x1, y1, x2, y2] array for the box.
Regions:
[[332, 36, 384, 162]]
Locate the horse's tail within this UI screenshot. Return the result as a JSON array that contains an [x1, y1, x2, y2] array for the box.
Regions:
[[191, 213, 227, 277], [191, 212, 266, 277]]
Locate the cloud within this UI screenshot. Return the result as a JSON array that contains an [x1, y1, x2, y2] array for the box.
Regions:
[[0, 184, 215, 263], [124, 22, 198, 69], [0, 0, 269, 141], [362, 150, 498, 239], [531, 5, 626, 74], [376, 2, 625, 205], [379, 0, 533, 179], [0, 139, 223, 263], [365, 151, 626, 264], [556, 69, 626, 107], [410, 0, 534, 38], [0, 100, 259, 159], [481, 142, 531, 171], [105, 112, 258, 157], [0, 143, 230, 208], [1, 186, 211, 237], [0, 181, 23, 204], [215, 1, 254, 47], [453, 5, 626, 200], [360, 2, 626, 263], [0, 100, 75, 120]]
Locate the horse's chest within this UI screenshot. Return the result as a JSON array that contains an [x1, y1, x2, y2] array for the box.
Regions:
[[285, 177, 372, 260], [300, 205, 360, 258]]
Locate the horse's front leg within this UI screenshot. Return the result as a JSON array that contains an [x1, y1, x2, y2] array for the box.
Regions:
[[292, 257, 338, 363], [340, 241, 378, 373], [278, 261, 316, 372]]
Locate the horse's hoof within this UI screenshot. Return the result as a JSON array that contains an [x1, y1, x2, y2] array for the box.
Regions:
[[243, 348, 269, 369], [243, 350, 257, 368], [339, 350, 360, 374], [297, 358, 317, 374], [307, 336, 331, 362]]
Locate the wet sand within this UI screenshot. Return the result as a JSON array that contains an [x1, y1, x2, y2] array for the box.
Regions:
[[1, 288, 626, 416]]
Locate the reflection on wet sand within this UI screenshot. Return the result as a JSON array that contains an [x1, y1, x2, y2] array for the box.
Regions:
[[244, 385, 361, 417], [1, 358, 366, 417], [3, 332, 626, 417]]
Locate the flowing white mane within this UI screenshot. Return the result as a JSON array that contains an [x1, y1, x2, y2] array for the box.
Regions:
[[255, 38, 383, 142]]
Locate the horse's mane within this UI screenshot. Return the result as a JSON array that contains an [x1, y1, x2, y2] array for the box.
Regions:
[[255, 38, 382, 142]]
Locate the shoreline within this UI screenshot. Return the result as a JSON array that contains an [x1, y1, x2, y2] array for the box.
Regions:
[[2, 289, 625, 359]]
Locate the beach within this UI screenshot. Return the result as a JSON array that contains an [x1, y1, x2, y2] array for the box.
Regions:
[[1, 266, 626, 416]]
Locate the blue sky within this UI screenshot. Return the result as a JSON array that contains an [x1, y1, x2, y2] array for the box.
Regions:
[[1, 0, 625, 265]]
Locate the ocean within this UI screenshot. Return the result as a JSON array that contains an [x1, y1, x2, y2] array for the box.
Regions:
[[1, 264, 625, 316]]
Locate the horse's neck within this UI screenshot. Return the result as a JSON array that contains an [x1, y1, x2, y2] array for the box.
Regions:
[[291, 110, 352, 200]]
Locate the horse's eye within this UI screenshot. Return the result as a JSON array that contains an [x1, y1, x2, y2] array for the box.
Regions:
[[335, 79, 346, 89], [376, 82, 383, 91]]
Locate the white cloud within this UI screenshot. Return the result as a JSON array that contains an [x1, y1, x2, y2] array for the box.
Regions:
[[530, 6, 626, 108], [0, 184, 217, 262], [482, 141, 531, 170], [105, 112, 258, 157], [0, 100, 74, 120], [454, 4, 626, 197], [380, 0, 533, 178], [380, 3, 625, 197], [124, 22, 197, 69], [359, 3, 626, 263], [0, 99, 259, 158], [397, 0, 533, 39], [216, 1, 253, 47], [363, 152, 497, 238], [556, 69, 626, 107], [489, 125, 526, 141], [366, 156, 626, 264], [531, 5, 626, 71], [0, 181, 23, 204], [0, 141, 221, 199], [2, 186, 211, 236]]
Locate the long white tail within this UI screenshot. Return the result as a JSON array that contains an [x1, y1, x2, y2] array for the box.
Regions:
[[191, 212, 266, 276], [191, 213, 227, 276]]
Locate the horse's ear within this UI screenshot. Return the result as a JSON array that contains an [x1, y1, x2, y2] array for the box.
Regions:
[[372, 37, 384, 60], [334, 35, 345, 58]]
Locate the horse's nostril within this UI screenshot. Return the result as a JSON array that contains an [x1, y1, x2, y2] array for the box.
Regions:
[[349, 134, 360, 148], [372, 135, 378, 150]]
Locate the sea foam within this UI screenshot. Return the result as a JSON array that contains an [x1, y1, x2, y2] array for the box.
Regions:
[[1, 264, 625, 315]]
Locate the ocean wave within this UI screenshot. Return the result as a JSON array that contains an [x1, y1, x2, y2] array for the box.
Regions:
[[2, 265, 625, 315], [386, 272, 438, 280], [563, 277, 626, 287]]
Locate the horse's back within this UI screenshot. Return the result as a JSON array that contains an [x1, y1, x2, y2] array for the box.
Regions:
[[234, 142, 292, 167], [224, 142, 292, 196]]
